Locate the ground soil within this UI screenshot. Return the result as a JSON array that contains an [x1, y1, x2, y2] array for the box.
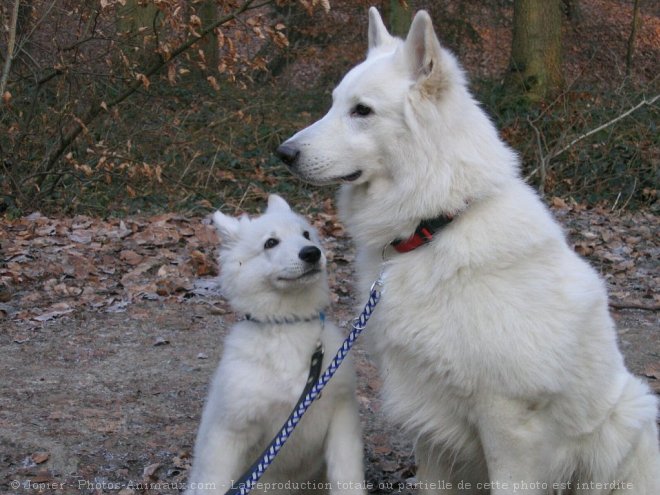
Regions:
[[1, 209, 658, 495]]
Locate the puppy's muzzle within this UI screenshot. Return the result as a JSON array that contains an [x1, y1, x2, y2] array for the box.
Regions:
[[275, 143, 300, 168], [299, 246, 321, 264]]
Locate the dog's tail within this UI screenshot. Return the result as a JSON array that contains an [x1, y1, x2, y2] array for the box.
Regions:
[[583, 376, 660, 494]]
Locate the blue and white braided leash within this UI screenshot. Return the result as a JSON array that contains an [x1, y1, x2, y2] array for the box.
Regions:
[[225, 275, 384, 495]]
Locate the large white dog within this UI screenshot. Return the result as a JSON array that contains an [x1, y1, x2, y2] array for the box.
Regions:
[[276, 8, 660, 494], [186, 195, 365, 495]]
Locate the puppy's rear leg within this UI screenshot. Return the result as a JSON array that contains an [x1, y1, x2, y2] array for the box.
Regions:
[[325, 397, 366, 494]]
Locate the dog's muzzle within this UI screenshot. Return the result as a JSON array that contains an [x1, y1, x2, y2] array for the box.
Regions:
[[275, 143, 299, 168]]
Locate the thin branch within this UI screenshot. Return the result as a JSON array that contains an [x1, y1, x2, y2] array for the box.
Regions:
[[204, 143, 223, 189], [625, 0, 642, 77], [15, 0, 57, 56], [527, 115, 548, 195], [14, 69, 64, 153], [525, 94, 660, 182], [0, 0, 21, 97], [610, 300, 660, 312], [551, 94, 659, 160]]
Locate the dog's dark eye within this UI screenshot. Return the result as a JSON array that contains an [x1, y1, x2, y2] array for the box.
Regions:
[[303, 231, 310, 240], [264, 238, 279, 249], [352, 104, 373, 117]]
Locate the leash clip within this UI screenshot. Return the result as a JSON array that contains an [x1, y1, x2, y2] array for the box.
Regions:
[[369, 264, 386, 296], [353, 270, 385, 331], [370, 275, 384, 295]]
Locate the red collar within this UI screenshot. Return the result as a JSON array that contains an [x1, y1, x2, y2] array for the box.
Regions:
[[390, 214, 454, 253]]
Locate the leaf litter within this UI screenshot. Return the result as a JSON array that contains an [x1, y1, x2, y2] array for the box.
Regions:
[[0, 201, 656, 327], [1, 213, 221, 324], [0, 197, 361, 327]]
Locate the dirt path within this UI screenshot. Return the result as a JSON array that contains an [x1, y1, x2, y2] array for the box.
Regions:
[[2, 296, 657, 495], [1, 206, 658, 494], [1, 297, 658, 495]]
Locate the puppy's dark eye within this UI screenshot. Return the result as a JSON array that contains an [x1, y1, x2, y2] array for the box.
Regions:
[[352, 104, 373, 117], [303, 231, 310, 240], [264, 238, 279, 249]]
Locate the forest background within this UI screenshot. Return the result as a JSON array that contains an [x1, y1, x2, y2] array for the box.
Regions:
[[1, 0, 658, 217]]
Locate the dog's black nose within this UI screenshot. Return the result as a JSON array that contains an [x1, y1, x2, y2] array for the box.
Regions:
[[299, 246, 321, 264], [275, 143, 300, 167]]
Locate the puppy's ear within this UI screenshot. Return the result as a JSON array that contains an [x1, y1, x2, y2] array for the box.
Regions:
[[266, 194, 292, 214], [212, 211, 241, 246], [403, 10, 452, 96], [367, 7, 396, 55]]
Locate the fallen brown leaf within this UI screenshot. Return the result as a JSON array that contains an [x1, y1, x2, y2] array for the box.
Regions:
[[31, 452, 50, 464], [31, 470, 53, 483], [120, 249, 143, 266], [32, 303, 74, 322], [143, 462, 161, 480]]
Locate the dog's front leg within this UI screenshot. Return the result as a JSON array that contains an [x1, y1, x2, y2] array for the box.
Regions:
[[476, 396, 552, 495], [186, 426, 254, 495], [415, 436, 488, 495], [324, 397, 366, 494], [415, 435, 466, 494]]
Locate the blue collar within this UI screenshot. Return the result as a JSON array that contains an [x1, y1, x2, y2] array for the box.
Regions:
[[245, 312, 326, 327]]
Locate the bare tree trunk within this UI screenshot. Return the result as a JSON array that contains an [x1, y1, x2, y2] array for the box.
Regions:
[[562, 0, 582, 24], [385, 0, 411, 38], [117, 0, 159, 35], [626, 0, 642, 77], [510, 0, 563, 101], [199, 0, 219, 71], [0, 0, 21, 99]]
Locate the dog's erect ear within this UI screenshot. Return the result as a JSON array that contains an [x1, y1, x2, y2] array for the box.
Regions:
[[367, 7, 396, 55], [403, 10, 447, 93], [212, 211, 241, 245], [266, 194, 292, 214]]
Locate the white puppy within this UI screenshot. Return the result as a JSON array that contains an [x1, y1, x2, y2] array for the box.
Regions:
[[277, 8, 660, 494], [186, 195, 365, 495]]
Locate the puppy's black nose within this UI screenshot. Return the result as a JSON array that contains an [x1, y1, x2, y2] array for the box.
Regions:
[[299, 246, 321, 264], [275, 143, 300, 167]]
